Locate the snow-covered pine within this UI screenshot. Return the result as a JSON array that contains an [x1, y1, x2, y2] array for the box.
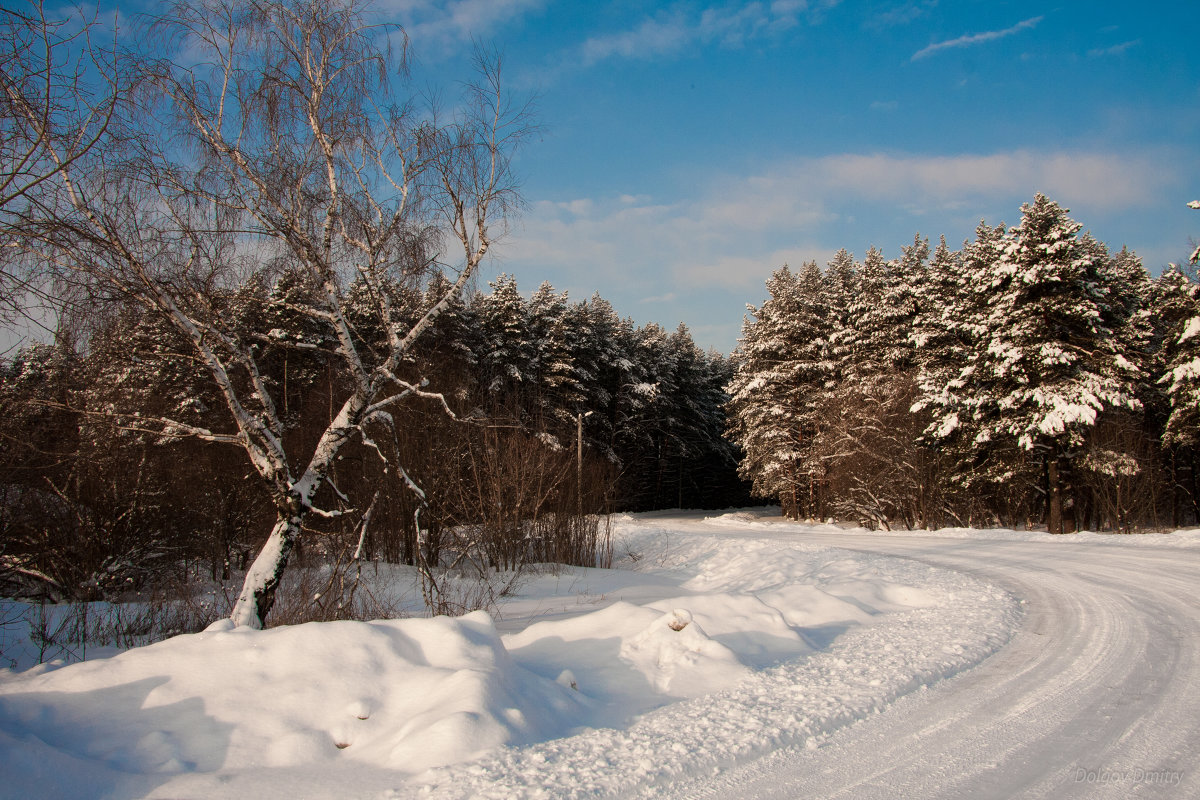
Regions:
[[412, 272, 476, 402], [917, 220, 1010, 475], [609, 315, 657, 470], [1156, 265, 1200, 449], [527, 281, 584, 429], [931, 194, 1140, 532], [880, 234, 930, 373], [472, 274, 536, 400], [823, 248, 859, 385], [843, 244, 894, 380], [815, 240, 939, 529], [660, 323, 738, 503], [568, 293, 626, 464], [726, 262, 836, 518], [911, 236, 965, 399], [1161, 201, 1200, 450], [1190, 200, 1200, 265], [726, 266, 800, 514], [624, 322, 678, 499]]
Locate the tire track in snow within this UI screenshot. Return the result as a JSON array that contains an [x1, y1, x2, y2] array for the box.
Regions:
[[662, 535, 1200, 800]]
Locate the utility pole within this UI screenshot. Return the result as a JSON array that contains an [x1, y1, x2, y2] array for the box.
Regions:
[[577, 410, 592, 518]]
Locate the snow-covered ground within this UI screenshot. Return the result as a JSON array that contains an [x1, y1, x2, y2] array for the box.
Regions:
[[2, 510, 1197, 799]]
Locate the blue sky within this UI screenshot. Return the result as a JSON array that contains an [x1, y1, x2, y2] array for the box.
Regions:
[[384, 1, 1200, 353]]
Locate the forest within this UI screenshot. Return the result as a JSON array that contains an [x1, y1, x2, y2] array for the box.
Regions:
[[1, 273, 741, 607], [728, 194, 1200, 535]]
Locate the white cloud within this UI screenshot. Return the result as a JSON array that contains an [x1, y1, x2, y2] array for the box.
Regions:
[[866, 1, 938, 30], [383, 0, 545, 53], [580, 11, 692, 64], [1087, 39, 1140, 58], [502, 148, 1171, 285], [911, 15, 1042, 61], [492, 148, 1175, 350], [802, 150, 1170, 210], [576, 1, 825, 67]]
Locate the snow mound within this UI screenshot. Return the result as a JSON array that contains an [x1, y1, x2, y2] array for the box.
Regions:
[[619, 608, 750, 696], [0, 611, 583, 789]]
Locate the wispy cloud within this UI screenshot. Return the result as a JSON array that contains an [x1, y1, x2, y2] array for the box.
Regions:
[[866, 1, 938, 31], [577, 1, 834, 67], [911, 15, 1042, 61], [1087, 39, 1140, 58], [870, 100, 899, 112], [803, 150, 1170, 210], [383, 0, 545, 54], [580, 10, 692, 64]]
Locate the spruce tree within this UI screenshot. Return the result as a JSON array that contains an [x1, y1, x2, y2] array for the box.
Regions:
[[941, 195, 1140, 532]]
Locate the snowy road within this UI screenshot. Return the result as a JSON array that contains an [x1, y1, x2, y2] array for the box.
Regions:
[[662, 533, 1199, 799], [3, 519, 1197, 799]]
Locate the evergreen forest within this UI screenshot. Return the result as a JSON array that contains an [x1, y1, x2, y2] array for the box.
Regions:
[[727, 194, 1200, 535], [1, 274, 743, 603]]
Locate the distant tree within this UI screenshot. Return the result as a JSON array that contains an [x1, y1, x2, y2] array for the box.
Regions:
[[472, 274, 534, 401]]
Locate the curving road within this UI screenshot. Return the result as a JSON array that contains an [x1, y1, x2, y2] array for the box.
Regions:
[[662, 534, 1200, 799]]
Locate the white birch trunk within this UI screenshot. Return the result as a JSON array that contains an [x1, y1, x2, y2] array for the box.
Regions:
[[230, 514, 302, 628]]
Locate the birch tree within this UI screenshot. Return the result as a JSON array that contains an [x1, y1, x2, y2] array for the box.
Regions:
[[1, 1, 122, 337], [21, 0, 531, 627]]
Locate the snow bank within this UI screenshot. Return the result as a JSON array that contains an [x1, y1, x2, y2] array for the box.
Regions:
[[0, 612, 584, 798], [0, 511, 1022, 799]]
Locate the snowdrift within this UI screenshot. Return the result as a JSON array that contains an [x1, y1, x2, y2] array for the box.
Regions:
[[0, 511, 1022, 799]]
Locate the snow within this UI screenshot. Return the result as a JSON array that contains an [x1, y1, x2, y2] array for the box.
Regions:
[[739, 512, 1200, 548], [0, 508, 1110, 800], [1178, 315, 1200, 344]]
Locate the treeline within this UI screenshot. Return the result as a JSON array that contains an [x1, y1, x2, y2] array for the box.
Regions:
[[728, 194, 1200, 533], [0, 272, 742, 602]]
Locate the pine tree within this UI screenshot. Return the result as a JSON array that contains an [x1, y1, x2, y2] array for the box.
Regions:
[[527, 282, 583, 434], [911, 236, 964, 395], [1159, 266, 1200, 449], [845, 245, 891, 379], [726, 266, 802, 513], [1154, 264, 1200, 522], [881, 233, 929, 373], [1164, 201, 1200, 450], [472, 274, 534, 402], [823, 249, 858, 385], [570, 293, 625, 464], [937, 195, 1140, 532], [727, 263, 837, 517]]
